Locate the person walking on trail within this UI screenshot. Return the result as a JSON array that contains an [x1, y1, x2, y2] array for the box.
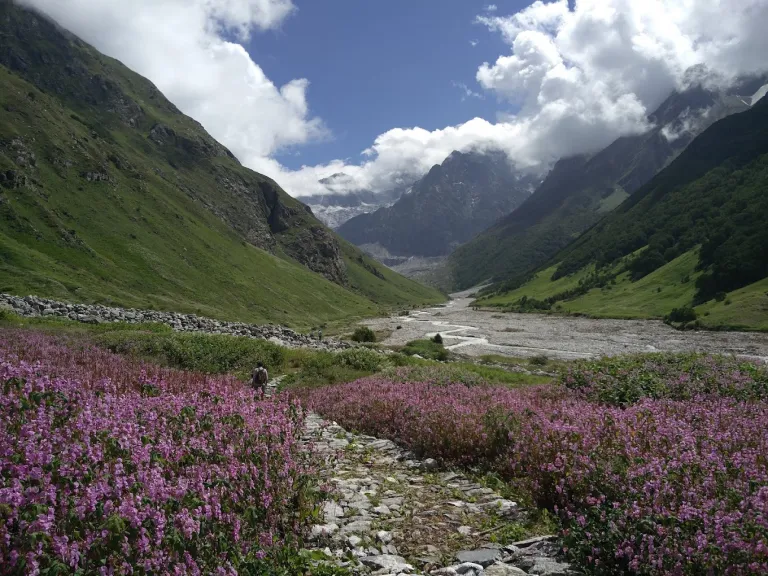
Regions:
[[251, 362, 269, 397]]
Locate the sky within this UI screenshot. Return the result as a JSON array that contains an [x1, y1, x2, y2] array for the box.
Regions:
[[17, 0, 768, 197]]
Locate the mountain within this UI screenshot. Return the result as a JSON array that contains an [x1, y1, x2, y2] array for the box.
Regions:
[[476, 95, 768, 330], [446, 75, 768, 291], [299, 175, 407, 229], [337, 150, 538, 259], [0, 1, 443, 327]]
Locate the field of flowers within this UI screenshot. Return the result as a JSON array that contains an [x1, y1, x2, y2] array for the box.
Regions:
[[305, 355, 768, 575], [0, 330, 314, 574]]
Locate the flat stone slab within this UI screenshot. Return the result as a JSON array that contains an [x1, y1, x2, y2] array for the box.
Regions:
[[456, 548, 502, 567], [360, 554, 414, 573]]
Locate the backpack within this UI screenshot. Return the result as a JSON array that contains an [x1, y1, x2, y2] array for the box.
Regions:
[[252, 367, 268, 388]]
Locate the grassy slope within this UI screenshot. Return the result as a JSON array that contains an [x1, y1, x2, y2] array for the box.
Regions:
[[480, 264, 593, 306], [562, 251, 700, 318], [339, 241, 444, 309], [0, 68, 381, 328], [479, 248, 768, 330], [0, 6, 443, 327], [697, 278, 768, 331], [476, 100, 768, 330]]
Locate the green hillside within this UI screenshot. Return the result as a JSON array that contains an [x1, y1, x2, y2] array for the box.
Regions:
[[476, 98, 768, 330], [445, 83, 761, 292], [0, 3, 443, 327]]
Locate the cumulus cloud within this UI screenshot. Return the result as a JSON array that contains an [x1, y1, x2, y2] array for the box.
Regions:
[[288, 0, 768, 197], [472, 0, 768, 162], [18, 0, 768, 199], [18, 0, 327, 164]]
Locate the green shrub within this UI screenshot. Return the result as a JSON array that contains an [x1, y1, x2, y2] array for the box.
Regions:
[[432, 333, 443, 344], [351, 326, 376, 343], [528, 355, 549, 367], [336, 347, 384, 372], [666, 306, 697, 323], [402, 339, 449, 362]]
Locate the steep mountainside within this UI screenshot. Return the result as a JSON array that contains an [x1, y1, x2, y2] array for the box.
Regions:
[[337, 150, 538, 258], [477, 97, 768, 329], [0, 1, 443, 326], [299, 176, 407, 229], [447, 77, 767, 291]]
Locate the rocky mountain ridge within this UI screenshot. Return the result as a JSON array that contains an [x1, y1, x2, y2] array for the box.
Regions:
[[338, 150, 539, 259]]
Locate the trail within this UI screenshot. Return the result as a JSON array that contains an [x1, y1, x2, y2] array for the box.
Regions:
[[266, 377, 572, 576]]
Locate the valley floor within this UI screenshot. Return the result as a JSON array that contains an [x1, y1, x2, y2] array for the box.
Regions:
[[364, 289, 768, 362]]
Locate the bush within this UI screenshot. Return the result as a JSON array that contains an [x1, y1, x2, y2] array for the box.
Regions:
[[715, 291, 728, 302], [351, 326, 376, 342], [666, 306, 697, 323], [432, 333, 443, 344], [528, 354, 549, 367], [402, 339, 449, 362], [337, 347, 385, 372]]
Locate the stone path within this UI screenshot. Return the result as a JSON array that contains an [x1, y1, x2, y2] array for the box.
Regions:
[[267, 378, 577, 575]]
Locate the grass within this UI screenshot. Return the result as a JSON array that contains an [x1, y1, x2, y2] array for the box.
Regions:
[[561, 250, 700, 318], [696, 277, 768, 331], [478, 264, 593, 307], [476, 249, 768, 331], [441, 362, 551, 387], [0, 42, 443, 331]]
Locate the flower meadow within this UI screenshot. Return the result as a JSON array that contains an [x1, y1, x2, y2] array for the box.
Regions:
[[0, 330, 314, 575], [304, 357, 768, 575]]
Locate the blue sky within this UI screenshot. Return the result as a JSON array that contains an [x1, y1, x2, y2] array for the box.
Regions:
[[32, 0, 765, 196], [247, 1, 526, 170]]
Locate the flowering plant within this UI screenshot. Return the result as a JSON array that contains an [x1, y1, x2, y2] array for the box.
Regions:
[[0, 331, 313, 574]]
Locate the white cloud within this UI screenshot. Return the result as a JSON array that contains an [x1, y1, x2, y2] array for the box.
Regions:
[[485, 4, 498, 13], [453, 82, 484, 101], [289, 0, 768, 197], [18, 0, 327, 163], [470, 39, 479, 47], [17, 0, 768, 199]]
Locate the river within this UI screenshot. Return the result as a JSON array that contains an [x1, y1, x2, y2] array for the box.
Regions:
[[363, 289, 768, 362]]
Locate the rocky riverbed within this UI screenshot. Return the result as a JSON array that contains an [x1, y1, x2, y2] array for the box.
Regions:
[[0, 293, 349, 350], [364, 290, 768, 362]]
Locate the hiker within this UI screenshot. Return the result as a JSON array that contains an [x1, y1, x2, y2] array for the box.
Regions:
[[251, 362, 269, 397]]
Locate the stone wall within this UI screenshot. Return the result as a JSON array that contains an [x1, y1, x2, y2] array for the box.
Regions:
[[0, 293, 350, 350]]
